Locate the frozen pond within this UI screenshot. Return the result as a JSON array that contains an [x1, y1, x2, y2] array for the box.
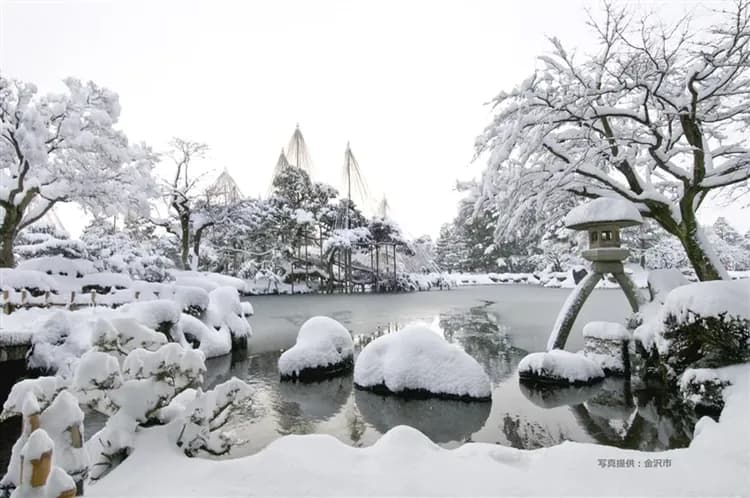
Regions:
[[205, 286, 698, 456]]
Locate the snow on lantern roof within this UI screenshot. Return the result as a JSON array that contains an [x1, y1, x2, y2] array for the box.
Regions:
[[564, 198, 643, 230]]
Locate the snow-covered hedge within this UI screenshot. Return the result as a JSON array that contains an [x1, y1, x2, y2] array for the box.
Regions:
[[354, 323, 491, 400], [17, 256, 97, 278], [278, 316, 354, 380]]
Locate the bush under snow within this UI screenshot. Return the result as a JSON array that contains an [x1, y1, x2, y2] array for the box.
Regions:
[[354, 323, 491, 400]]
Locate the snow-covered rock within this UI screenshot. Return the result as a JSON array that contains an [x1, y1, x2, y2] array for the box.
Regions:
[[354, 323, 491, 400], [564, 197, 643, 229], [518, 350, 604, 385], [278, 316, 354, 380]]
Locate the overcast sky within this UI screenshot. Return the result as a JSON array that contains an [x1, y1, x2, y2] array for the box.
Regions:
[[1, 0, 746, 238]]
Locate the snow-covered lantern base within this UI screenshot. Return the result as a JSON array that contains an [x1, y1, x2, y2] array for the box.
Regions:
[[546, 198, 644, 351], [582, 322, 631, 376], [278, 317, 354, 381], [518, 350, 605, 386]]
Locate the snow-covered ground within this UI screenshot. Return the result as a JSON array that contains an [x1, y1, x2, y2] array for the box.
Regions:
[[85, 364, 749, 497]]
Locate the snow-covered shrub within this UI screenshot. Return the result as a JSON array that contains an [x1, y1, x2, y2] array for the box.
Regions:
[[174, 378, 254, 457], [518, 350, 605, 385], [375, 273, 419, 293], [354, 323, 491, 400], [679, 368, 733, 414], [119, 300, 184, 344], [79, 272, 133, 295], [0, 269, 58, 297], [90, 317, 168, 360], [179, 314, 231, 358], [14, 221, 88, 262], [278, 316, 354, 380], [17, 256, 96, 278], [635, 279, 750, 383], [168, 285, 210, 317], [662, 311, 749, 373], [85, 411, 137, 482], [204, 287, 252, 349], [73, 351, 122, 415], [26, 312, 92, 376]]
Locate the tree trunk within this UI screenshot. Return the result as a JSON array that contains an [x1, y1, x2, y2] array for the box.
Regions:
[[180, 214, 190, 270], [0, 226, 16, 268], [0, 209, 20, 268], [678, 225, 726, 281]]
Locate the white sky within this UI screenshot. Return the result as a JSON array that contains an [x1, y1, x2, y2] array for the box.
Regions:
[[1, 0, 747, 238]]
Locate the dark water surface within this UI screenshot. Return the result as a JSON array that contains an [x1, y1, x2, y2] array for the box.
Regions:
[[206, 286, 698, 456]]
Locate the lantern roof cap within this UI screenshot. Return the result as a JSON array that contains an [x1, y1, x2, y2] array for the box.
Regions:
[[565, 198, 643, 230]]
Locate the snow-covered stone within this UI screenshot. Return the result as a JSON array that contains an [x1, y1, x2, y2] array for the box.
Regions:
[[278, 316, 354, 380], [564, 197, 643, 229], [354, 323, 491, 400], [518, 349, 604, 385]]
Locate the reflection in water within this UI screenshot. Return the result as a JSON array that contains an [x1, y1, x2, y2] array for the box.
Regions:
[[354, 389, 491, 444], [439, 303, 528, 383], [520, 376, 696, 451], [196, 298, 697, 456], [277, 376, 352, 426], [519, 380, 603, 408]]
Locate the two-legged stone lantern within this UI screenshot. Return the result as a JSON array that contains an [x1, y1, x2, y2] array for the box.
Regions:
[[547, 198, 644, 350]]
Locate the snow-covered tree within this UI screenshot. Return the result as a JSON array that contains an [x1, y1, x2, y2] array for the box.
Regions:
[[81, 216, 174, 281], [154, 138, 213, 270], [0, 75, 157, 267], [14, 219, 87, 261], [475, 2, 750, 281]]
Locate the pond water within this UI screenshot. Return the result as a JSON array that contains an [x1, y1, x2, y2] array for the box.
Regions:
[[0, 286, 699, 474], [204, 286, 698, 456]]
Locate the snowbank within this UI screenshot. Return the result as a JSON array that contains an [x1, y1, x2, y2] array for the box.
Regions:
[[86, 364, 750, 497], [354, 323, 491, 400], [278, 316, 354, 380], [518, 350, 604, 385]]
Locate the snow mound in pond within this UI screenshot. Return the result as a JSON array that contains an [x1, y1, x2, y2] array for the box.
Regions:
[[278, 316, 353, 378], [564, 197, 643, 228], [354, 323, 491, 400], [518, 350, 604, 385]]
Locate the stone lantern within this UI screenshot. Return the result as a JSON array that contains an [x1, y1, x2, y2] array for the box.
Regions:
[[547, 198, 644, 351]]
